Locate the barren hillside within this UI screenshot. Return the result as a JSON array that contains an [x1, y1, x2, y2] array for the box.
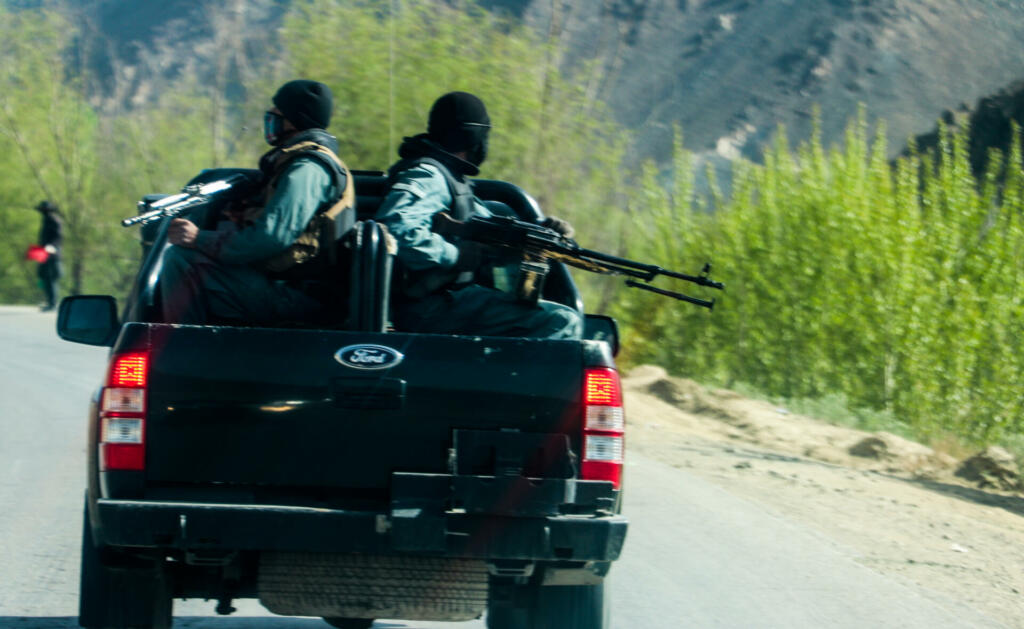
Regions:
[[60, 0, 1024, 164], [485, 0, 1024, 163]]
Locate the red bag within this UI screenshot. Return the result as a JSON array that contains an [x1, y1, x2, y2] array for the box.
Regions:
[[25, 245, 49, 263]]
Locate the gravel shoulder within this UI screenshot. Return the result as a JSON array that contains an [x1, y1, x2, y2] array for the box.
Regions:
[[624, 366, 1024, 626]]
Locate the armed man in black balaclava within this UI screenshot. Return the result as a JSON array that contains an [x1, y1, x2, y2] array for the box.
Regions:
[[374, 91, 581, 339], [159, 79, 354, 325]]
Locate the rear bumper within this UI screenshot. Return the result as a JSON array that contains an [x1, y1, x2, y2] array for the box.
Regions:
[[94, 498, 627, 563]]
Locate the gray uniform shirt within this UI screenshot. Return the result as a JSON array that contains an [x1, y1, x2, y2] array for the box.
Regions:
[[193, 158, 333, 265], [374, 163, 491, 271]]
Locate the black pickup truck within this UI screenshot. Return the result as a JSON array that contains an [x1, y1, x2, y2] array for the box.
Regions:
[[58, 171, 628, 629]]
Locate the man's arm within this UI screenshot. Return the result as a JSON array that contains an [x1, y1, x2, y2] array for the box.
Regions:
[[188, 159, 332, 264], [374, 165, 463, 271]]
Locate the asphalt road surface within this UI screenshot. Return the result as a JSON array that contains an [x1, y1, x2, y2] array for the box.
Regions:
[[0, 306, 1005, 628]]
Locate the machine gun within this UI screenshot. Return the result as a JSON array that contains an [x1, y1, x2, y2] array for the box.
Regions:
[[121, 173, 256, 227], [441, 214, 724, 309]]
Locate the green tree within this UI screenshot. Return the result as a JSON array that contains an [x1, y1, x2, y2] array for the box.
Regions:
[[0, 7, 101, 298], [0, 0, 292, 302]]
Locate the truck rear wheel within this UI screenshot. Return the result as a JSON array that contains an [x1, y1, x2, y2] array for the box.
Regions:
[[322, 618, 374, 629], [79, 504, 173, 629], [486, 580, 609, 629]]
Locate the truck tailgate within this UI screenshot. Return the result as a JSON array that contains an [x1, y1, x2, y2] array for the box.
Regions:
[[129, 324, 585, 494]]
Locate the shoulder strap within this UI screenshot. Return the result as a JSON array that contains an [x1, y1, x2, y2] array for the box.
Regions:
[[386, 156, 478, 292], [281, 142, 357, 247], [388, 156, 474, 221], [271, 141, 354, 215]]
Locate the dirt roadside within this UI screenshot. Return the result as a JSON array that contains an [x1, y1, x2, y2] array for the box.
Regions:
[[624, 366, 1024, 626]]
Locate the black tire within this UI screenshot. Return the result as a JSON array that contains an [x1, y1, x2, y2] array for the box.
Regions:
[[78, 503, 173, 629], [322, 619, 374, 629], [487, 580, 609, 629]]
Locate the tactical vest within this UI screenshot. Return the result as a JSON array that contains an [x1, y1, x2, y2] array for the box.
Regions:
[[252, 138, 356, 273], [386, 156, 477, 297], [387, 156, 475, 222]]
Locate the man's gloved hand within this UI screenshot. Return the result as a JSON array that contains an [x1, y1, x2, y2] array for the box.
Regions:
[[542, 216, 575, 239]]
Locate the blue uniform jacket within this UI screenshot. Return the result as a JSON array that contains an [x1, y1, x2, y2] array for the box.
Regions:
[[374, 162, 491, 271], [194, 158, 333, 265]]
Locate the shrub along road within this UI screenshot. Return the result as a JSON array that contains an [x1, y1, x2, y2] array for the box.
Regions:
[[0, 306, 1006, 627]]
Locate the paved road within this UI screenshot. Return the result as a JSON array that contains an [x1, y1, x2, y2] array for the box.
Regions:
[[0, 306, 1005, 628]]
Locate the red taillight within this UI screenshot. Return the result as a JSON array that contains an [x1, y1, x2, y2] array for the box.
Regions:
[[109, 353, 148, 387], [581, 367, 624, 489], [100, 352, 148, 471], [585, 368, 622, 406]]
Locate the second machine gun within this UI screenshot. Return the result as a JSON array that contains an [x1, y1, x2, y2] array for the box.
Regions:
[[121, 172, 260, 227], [121, 170, 265, 259], [438, 213, 724, 309]]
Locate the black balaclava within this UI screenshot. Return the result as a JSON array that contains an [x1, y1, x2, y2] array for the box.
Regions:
[[427, 91, 491, 167], [268, 80, 333, 145]]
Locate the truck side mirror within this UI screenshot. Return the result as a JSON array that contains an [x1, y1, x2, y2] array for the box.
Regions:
[[584, 314, 619, 357], [57, 295, 119, 346]]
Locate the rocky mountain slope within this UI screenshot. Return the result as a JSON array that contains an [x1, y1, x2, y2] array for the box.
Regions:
[[911, 79, 1024, 176], [484, 0, 1024, 163], [71, 0, 283, 111], [54, 0, 1024, 165]]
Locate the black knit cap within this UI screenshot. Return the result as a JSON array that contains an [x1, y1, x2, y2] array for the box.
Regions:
[[272, 80, 333, 130], [427, 91, 491, 151]]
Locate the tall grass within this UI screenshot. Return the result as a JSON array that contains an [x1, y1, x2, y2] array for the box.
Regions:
[[616, 113, 1024, 445]]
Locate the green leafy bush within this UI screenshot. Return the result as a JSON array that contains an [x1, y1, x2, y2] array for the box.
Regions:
[[617, 113, 1024, 444]]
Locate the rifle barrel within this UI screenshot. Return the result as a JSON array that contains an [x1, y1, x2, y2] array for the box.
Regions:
[[574, 246, 724, 289], [121, 207, 165, 227], [625, 280, 715, 309], [549, 251, 655, 279], [657, 267, 725, 289], [572, 246, 657, 274]]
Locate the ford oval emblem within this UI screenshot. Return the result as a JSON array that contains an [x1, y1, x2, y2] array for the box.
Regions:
[[334, 344, 404, 370]]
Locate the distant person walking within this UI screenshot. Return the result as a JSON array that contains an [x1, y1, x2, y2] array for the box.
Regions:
[[33, 201, 63, 311]]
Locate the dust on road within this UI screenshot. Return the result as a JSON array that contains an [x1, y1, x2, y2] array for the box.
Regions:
[[624, 366, 1024, 626]]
